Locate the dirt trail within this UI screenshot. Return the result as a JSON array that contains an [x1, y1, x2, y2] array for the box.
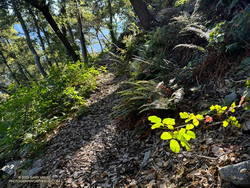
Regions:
[[31, 71, 249, 188], [40, 73, 150, 187]]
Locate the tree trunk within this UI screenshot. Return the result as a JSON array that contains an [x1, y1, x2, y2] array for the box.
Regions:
[[75, 0, 88, 63], [40, 25, 60, 68], [99, 29, 110, 47], [107, 0, 118, 46], [24, 0, 80, 62], [15, 62, 30, 82], [0, 49, 20, 85], [21, 62, 36, 81], [77, 13, 88, 63], [88, 36, 94, 54], [2, 37, 31, 83], [12, 2, 47, 77], [95, 29, 103, 52], [67, 23, 76, 45], [28, 7, 53, 67], [0, 84, 10, 94], [129, 0, 155, 30]]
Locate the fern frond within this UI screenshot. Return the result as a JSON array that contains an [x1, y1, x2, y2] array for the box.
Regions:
[[181, 26, 209, 40], [173, 44, 206, 52]]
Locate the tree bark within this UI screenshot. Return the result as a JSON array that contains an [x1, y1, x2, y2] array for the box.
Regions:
[[77, 14, 88, 63], [28, 7, 53, 67], [67, 23, 76, 45], [24, 0, 80, 62], [0, 49, 20, 85], [75, 0, 88, 63], [0, 84, 10, 94], [129, 0, 155, 30], [107, 0, 118, 45], [21, 62, 36, 81], [95, 29, 103, 52], [99, 29, 110, 47], [12, 1, 47, 77], [15, 61, 30, 82], [40, 25, 60, 67]]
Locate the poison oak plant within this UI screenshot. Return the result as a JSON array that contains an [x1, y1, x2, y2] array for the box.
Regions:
[[148, 101, 243, 153]]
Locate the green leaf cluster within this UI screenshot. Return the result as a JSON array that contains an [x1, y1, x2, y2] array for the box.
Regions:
[[148, 113, 198, 153], [148, 101, 243, 153], [0, 62, 101, 160]]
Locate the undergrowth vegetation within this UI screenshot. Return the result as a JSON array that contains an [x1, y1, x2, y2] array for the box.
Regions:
[[0, 62, 102, 160], [114, 1, 250, 153]]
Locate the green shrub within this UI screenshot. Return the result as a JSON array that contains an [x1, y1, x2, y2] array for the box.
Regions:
[[209, 22, 226, 46], [209, 6, 250, 52], [0, 61, 101, 160]]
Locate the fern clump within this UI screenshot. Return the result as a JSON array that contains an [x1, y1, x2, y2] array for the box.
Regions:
[[114, 80, 185, 120]]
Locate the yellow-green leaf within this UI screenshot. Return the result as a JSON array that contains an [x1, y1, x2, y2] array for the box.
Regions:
[[210, 105, 216, 111], [222, 106, 227, 111], [181, 141, 191, 151], [193, 119, 199, 126], [231, 102, 236, 108], [179, 128, 186, 135], [163, 118, 175, 125], [186, 124, 194, 130], [179, 112, 189, 119], [223, 120, 229, 127], [234, 122, 241, 128], [161, 132, 173, 140], [196, 114, 204, 120], [148, 116, 162, 123], [183, 133, 192, 141], [151, 123, 163, 129], [229, 116, 236, 121], [167, 125, 174, 130], [186, 131, 196, 139], [230, 108, 236, 113], [170, 139, 181, 153]]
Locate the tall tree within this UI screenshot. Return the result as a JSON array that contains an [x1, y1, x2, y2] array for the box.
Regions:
[[129, 0, 155, 30], [107, 0, 118, 46], [12, 0, 47, 77], [0, 48, 20, 85], [95, 29, 104, 53], [75, 0, 88, 63], [28, 7, 52, 67], [24, 0, 80, 62]]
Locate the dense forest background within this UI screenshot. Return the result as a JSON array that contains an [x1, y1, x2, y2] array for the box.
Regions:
[[0, 0, 249, 187]]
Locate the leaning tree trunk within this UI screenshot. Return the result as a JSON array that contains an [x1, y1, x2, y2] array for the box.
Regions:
[[40, 25, 60, 67], [12, 2, 47, 77], [15, 62, 30, 82], [129, 0, 155, 30], [28, 7, 53, 67], [21, 62, 36, 81], [0, 49, 20, 85], [24, 0, 80, 62], [2, 37, 31, 83], [95, 29, 103, 52]]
